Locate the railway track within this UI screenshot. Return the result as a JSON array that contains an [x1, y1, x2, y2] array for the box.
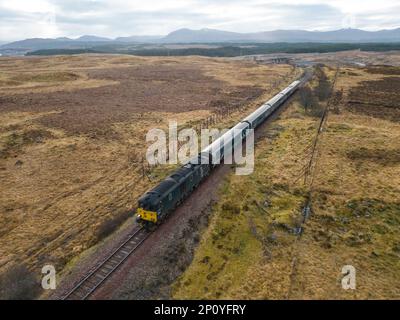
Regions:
[[61, 226, 149, 300], [60, 74, 310, 301]]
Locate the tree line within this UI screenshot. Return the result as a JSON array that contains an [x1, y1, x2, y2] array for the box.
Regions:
[[27, 42, 400, 57]]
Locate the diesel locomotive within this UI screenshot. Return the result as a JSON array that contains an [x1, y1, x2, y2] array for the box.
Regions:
[[137, 79, 302, 227]]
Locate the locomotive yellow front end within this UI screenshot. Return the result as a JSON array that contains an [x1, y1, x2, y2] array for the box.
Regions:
[[136, 207, 158, 223]]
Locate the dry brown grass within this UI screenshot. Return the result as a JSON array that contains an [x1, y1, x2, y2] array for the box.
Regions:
[[296, 50, 400, 67], [173, 65, 400, 300], [0, 56, 297, 136], [0, 54, 295, 294]]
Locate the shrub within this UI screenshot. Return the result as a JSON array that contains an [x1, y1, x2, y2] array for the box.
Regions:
[[0, 265, 40, 300], [314, 66, 332, 101], [298, 85, 325, 117], [96, 210, 132, 241]]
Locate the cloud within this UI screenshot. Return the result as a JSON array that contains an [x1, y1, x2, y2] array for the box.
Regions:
[[0, 0, 399, 41], [207, 3, 345, 32]]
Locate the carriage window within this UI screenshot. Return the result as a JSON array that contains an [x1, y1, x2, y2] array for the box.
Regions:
[[168, 193, 173, 201]]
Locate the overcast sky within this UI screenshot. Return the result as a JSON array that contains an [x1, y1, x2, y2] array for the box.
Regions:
[[0, 0, 399, 41]]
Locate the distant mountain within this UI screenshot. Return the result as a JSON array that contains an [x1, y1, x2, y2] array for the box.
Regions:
[[162, 28, 247, 43], [76, 35, 112, 42], [1, 38, 73, 49], [1, 27, 400, 56], [115, 35, 163, 42], [254, 28, 400, 43], [0, 37, 115, 53], [162, 28, 400, 43]]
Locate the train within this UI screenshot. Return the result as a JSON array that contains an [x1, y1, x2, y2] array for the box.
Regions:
[[136, 79, 302, 228]]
